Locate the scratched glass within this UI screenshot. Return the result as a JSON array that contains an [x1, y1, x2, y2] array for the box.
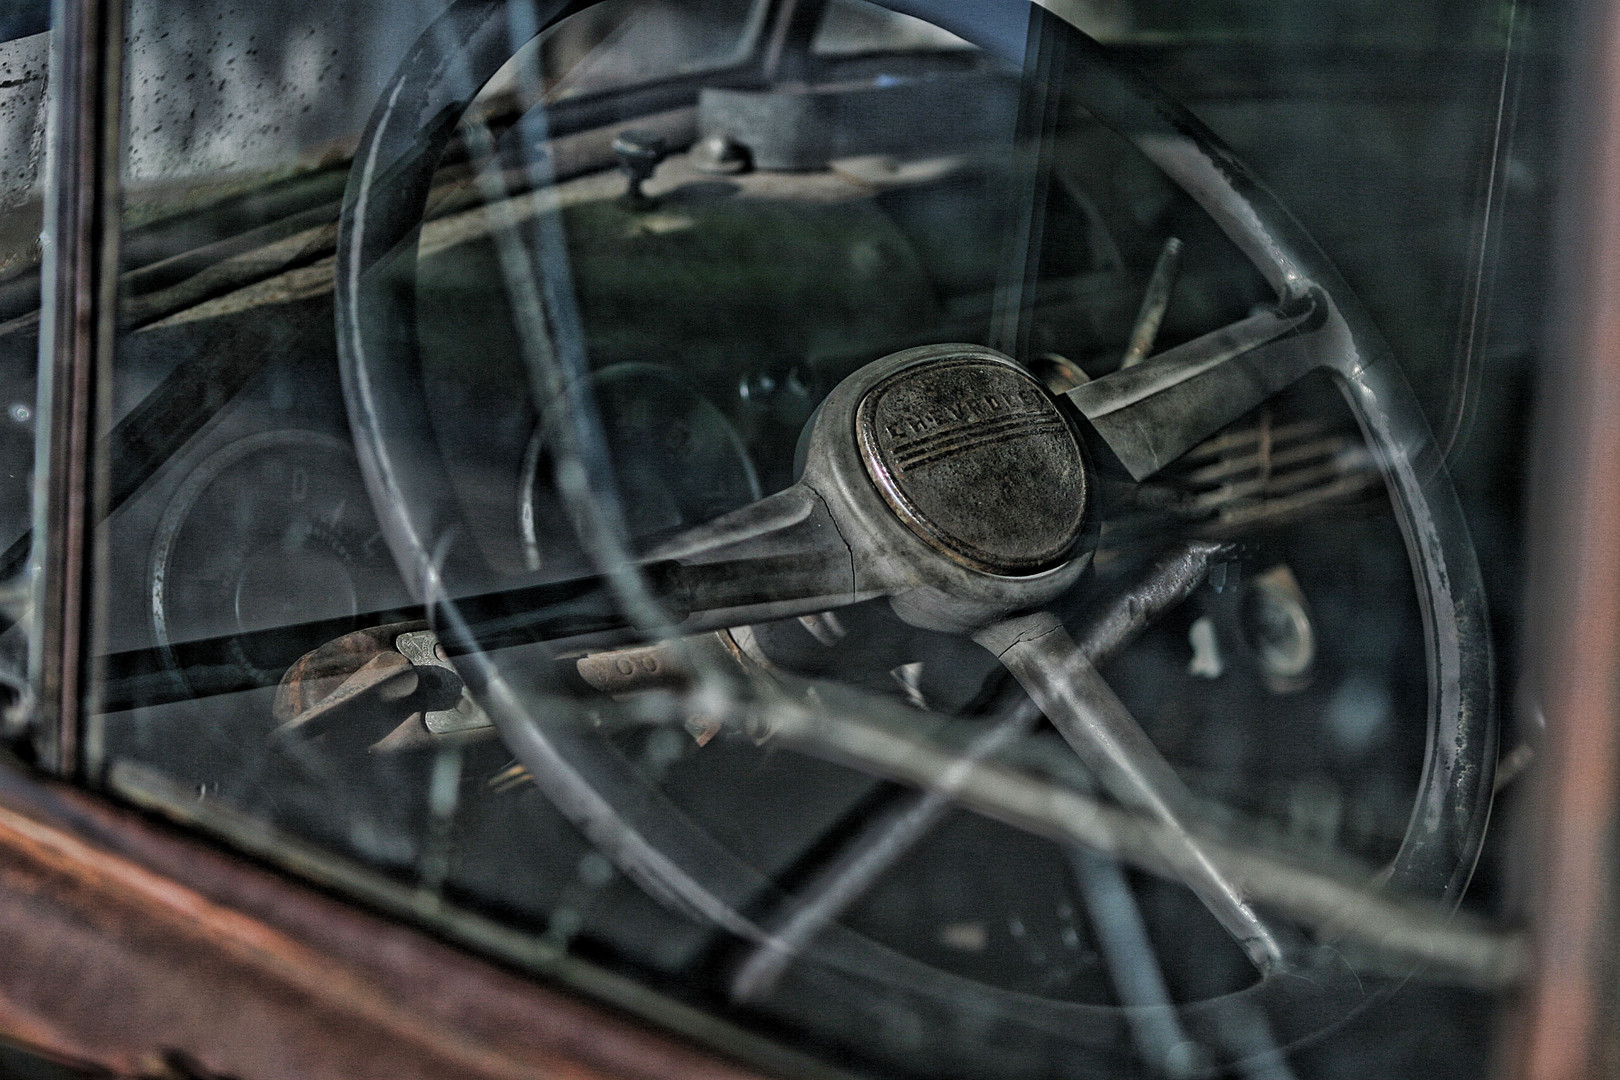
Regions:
[[0, 5, 51, 739], [74, 0, 1546, 1076]]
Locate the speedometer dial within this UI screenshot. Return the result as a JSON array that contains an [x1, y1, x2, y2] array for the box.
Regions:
[[149, 431, 401, 694]]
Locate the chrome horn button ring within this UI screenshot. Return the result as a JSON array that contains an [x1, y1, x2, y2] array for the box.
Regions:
[[799, 343, 1094, 633], [855, 352, 1088, 575]]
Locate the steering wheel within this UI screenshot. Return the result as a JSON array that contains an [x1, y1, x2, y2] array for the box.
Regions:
[[334, 1, 1496, 1074]]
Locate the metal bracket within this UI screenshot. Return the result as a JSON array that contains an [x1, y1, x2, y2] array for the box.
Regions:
[[394, 629, 492, 736]]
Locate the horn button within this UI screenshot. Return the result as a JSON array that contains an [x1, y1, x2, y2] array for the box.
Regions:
[[798, 343, 1093, 631], [855, 357, 1088, 576]]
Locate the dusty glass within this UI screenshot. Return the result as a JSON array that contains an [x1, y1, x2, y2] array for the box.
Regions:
[[0, 7, 54, 746], [75, 0, 1547, 1076]]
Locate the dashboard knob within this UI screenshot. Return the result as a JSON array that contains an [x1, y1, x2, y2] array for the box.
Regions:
[[610, 128, 667, 207]]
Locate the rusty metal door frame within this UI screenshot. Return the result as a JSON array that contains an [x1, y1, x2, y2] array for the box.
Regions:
[[1501, 0, 1620, 1075], [33, 0, 121, 777]]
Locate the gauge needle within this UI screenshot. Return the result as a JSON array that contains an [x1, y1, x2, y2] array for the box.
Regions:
[[976, 611, 1287, 976]]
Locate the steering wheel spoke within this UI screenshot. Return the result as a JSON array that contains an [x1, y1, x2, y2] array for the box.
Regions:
[[641, 481, 874, 631], [976, 610, 1288, 976], [1068, 295, 1333, 480], [728, 540, 1230, 1000]]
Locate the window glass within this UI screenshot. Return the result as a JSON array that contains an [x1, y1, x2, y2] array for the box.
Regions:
[[75, 0, 1544, 1076], [812, 0, 974, 55], [535, 0, 762, 100], [0, 26, 48, 266], [0, 10, 51, 737]]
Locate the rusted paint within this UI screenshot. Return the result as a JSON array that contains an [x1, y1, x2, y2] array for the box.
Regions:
[[0, 769, 778, 1080]]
